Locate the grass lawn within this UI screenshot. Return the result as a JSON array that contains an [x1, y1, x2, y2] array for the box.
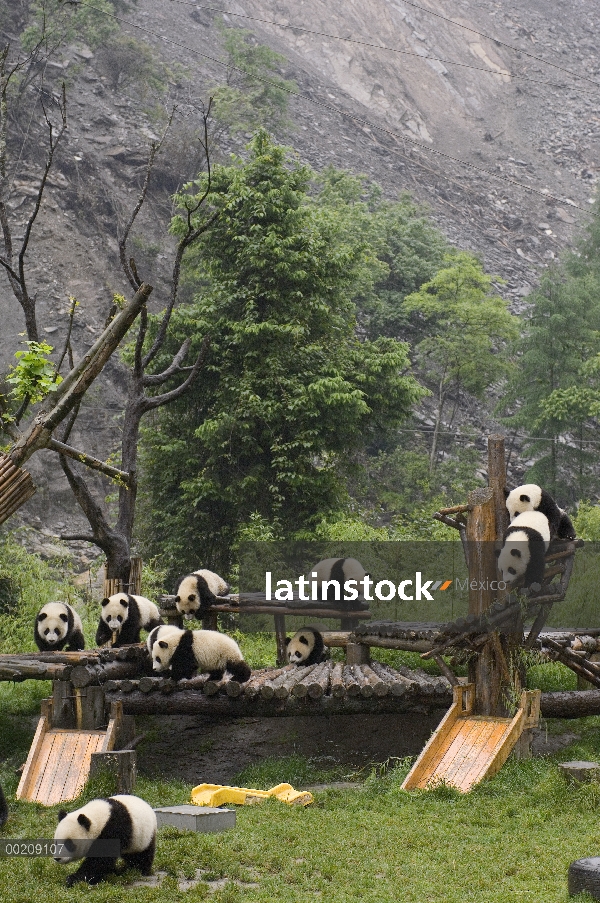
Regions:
[[2, 674, 600, 902]]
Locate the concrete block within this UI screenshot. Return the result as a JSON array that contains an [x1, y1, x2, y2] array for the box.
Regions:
[[154, 805, 236, 832]]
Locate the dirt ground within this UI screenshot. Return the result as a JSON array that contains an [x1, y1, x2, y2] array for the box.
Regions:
[[136, 711, 581, 786]]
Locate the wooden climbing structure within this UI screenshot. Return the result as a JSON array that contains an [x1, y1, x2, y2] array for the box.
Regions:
[[402, 684, 541, 792]]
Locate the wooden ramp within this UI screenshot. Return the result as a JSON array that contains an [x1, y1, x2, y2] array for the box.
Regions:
[[16, 699, 122, 806], [402, 684, 540, 793]]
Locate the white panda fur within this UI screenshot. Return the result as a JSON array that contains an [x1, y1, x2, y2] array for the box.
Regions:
[[35, 602, 85, 652], [146, 623, 181, 655], [175, 569, 230, 621], [497, 510, 550, 587], [54, 794, 156, 886], [302, 558, 369, 609], [151, 627, 251, 683], [505, 483, 575, 540], [96, 593, 162, 647], [286, 627, 328, 666]]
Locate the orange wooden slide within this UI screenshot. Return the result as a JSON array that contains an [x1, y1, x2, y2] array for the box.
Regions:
[[16, 699, 122, 806], [402, 684, 541, 793]]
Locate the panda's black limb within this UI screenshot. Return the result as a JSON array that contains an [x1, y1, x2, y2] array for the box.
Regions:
[[208, 668, 225, 681], [66, 857, 119, 886], [169, 630, 197, 681], [227, 660, 252, 683], [67, 630, 85, 652], [123, 838, 155, 876]]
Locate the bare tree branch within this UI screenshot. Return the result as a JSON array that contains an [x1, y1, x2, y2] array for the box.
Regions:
[[49, 438, 132, 485], [141, 336, 210, 413], [141, 337, 192, 387]]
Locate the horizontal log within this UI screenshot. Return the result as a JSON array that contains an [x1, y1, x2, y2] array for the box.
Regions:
[[351, 635, 433, 652], [70, 660, 145, 688], [540, 690, 600, 719], [104, 689, 451, 717], [0, 661, 70, 681]]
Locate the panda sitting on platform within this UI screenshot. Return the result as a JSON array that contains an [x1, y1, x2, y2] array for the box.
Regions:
[[174, 570, 230, 621], [289, 558, 369, 610], [96, 593, 162, 647], [35, 602, 85, 652], [53, 794, 156, 886], [151, 627, 251, 683], [286, 627, 329, 666], [497, 510, 550, 588], [505, 483, 575, 541]]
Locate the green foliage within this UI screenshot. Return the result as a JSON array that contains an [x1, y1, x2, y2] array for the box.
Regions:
[[5, 340, 60, 406], [501, 195, 600, 501], [211, 25, 296, 134], [138, 133, 425, 577], [96, 34, 175, 95], [22, 0, 119, 53], [573, 500, 600, 541]]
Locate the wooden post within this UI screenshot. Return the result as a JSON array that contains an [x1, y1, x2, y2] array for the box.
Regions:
[[128, 557, 143, 595], [90, 751, 136, 794], [274, 613, 288, 667], [466, 483, 505, 717]]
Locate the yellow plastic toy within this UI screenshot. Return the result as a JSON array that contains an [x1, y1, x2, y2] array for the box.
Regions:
[[191, 782, 313, 807]]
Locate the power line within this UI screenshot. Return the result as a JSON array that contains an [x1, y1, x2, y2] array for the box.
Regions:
[[397, 0, 600, 89], [82, 2, 597, 219], [171, 1, 600, 98]]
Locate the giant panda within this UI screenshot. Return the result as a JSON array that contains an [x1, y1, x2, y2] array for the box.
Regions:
[[286, 627, 329, 666], [151, 627, 251, 683], [505, 483, 575, 541], [35, 602, 85, 652], [174, 569, 230, 621], [0, 782, 7, 827], [497, 510, 550, 588], [96, 593, 162, 647], [53, 794, 156, 886], [295, 558, 369, 609]]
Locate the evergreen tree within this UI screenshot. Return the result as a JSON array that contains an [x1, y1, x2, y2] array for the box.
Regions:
[[137, 133, 425, 576]]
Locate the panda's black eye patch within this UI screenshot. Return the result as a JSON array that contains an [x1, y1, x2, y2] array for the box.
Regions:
[[44, 628, 50, 636], [159, 641, 168, 649], [117, 616, 123, 622], [299, 636, 309, 646], [508, 567, 516, 575], [510, 549, 522, 559], [175, 596, 180, 603], [60, 614, 68, 622], [520, 494, 530, 503], [64, 839, 76, 852], [188, 594, 195, 602]]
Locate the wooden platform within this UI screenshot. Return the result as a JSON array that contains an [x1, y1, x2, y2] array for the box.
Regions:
[[16, 698, 124, 806], [402, 684, 540, 793]]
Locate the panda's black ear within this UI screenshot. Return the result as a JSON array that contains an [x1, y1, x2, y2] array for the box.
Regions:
[[60, 613, 68, 622], [158, 640, 169, 649], [504, 488, 510, 499], [38, 612, 47, 621], [58, 810, 68, 822], [285, 637, 290, 646], [520, 494, 530, 503], [494, 548, 501, 558], [77, 813, 91, 831], [101, 598, 109, 607]]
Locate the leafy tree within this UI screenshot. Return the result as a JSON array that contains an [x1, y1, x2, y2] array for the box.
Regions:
[[138, 132, 425, 577], [211, 25, 296, 135], [501, 268, 600, 501], [402, 251, 518, 471]]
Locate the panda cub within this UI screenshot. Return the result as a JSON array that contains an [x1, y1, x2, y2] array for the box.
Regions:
[[35, 602, 85, 652], [497, 510, 550, 588], [96, 593, 162, 647], [53, 794, 156, 886], [505, 483, 575, 541], [290, 558, 369, 609], [151, 627, 251, 683], [286, 627, 329, 666], [175, 569, 230, 621]]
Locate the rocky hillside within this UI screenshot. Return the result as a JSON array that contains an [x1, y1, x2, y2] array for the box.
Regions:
[[2, 0, 597, 560]]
